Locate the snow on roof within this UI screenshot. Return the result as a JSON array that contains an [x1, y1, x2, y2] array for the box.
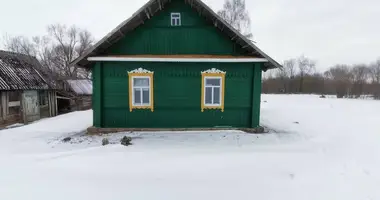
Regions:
[[66, 79, 92, 95]]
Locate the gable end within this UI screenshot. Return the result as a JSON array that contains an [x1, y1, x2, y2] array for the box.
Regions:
[[72, 0, 282, 71]]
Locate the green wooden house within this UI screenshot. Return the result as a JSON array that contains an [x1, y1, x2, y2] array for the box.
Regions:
[[73, 0, 281, 130]]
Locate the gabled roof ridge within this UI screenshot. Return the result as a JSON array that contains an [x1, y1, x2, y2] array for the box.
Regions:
[[71, 0, 282, 70]]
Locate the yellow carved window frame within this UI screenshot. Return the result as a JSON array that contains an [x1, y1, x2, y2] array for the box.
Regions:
[[128, 69, 154, 112], [201, 69, 226, 112]]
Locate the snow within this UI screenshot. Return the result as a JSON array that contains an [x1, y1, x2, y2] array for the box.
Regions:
[[1, 94, 380, 200]]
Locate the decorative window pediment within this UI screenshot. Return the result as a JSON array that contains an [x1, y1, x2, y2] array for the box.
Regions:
[[201, 68, 226, 112], [128, 68, 154, 112], [128, 67, 154, 74], [202, 68, 227, 74]]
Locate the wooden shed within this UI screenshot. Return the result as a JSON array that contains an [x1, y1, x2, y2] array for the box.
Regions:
[[56, 79, 92, 112], [72, 0, 281, 129], [0, 50, 58, 126]]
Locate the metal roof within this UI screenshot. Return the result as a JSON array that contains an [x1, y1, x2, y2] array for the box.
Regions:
[[66, 79, 92, 95], [71, 0, 282, 71], [0, 50, 52, 90]]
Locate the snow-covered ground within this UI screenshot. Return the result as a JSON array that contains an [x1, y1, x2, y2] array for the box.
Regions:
[[1, 94, 380, 200]]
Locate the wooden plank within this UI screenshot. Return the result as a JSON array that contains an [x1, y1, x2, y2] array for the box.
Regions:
[[8, 101, 20, 107], [2, 91, 8, 117], [48, 91, 52, 117], [251, 63, 262, 128], [93, 62, 102, 127], [0, 92, 4, 119], [54, 91, 58, 116]]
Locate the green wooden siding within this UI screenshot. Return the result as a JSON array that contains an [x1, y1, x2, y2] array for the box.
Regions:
[[107, 0, 247, 56], [91, 0, 264, 128], [99, 62, 255, 128], [92, 62, 102, 127], [251, 63, 262, 128]]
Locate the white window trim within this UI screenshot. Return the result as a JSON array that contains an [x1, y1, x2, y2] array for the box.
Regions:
[[131, 76, 151, 106], [204, 76, 222, 106], [171, 12, 181, 26]]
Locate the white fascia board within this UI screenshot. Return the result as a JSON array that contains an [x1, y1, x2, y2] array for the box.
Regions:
[[87, 57, 268, 63]]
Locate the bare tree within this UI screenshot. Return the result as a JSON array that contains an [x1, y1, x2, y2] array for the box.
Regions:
[[297, 56, 316, 93], [369, 59, 380, 99], [369, 59, 380, 83], [350, 64, 370, 98], [3, 23, 94, 79], [262, 57, 380, 99], [3, 34, 37, 57], [283, 59, 297, 92], [284, 59, 297, 79], [325, 65, 351, 98], [217, 0, 253, 39], [47, 24, 94, 77]]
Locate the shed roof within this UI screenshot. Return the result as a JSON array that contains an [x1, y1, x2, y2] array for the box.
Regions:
[[72, 0, 282, 71], [66, 79, 92, 95], [0, 50, 53, 90]]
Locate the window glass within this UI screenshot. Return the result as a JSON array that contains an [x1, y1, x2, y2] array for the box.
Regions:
[[132, 77, 150, 106], [213, 87, 221, 104], [206, 78, 220, 86], [204, 77, 222, 105], [134, 78, 149, 87], [205, 87, 213, 104], [142, 88, 150, 104], [134, 88, 141, 104]]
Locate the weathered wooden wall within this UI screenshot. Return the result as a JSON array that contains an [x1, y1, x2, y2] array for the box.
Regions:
[[0, 91, 22, 126], [0, 90, 58, 127], [71, 96, 92, 111], [48, 91, 58, 117]]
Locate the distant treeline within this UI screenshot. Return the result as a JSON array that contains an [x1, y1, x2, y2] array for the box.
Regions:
[[262, 56, 380, 99]]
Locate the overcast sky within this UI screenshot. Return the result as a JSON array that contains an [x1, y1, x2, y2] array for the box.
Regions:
[[1, 0, 379, 71]]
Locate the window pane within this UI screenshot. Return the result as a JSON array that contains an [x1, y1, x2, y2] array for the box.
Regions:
[[213, 87, 221, 104], [134, 89, 141, 104], [133, 78, 149, 87], [206, 78, 220, 86], [205, 87, 212, 104], [142, 88, 150, 104]]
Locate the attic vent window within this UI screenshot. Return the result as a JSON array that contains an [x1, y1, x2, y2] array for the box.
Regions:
[[171, 13, 181, 26]]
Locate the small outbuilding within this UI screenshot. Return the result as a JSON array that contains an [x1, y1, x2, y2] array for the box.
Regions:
[[73, 0, 281, 129], [58, 79, 92, 112], [0, 50, 58, 126]]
